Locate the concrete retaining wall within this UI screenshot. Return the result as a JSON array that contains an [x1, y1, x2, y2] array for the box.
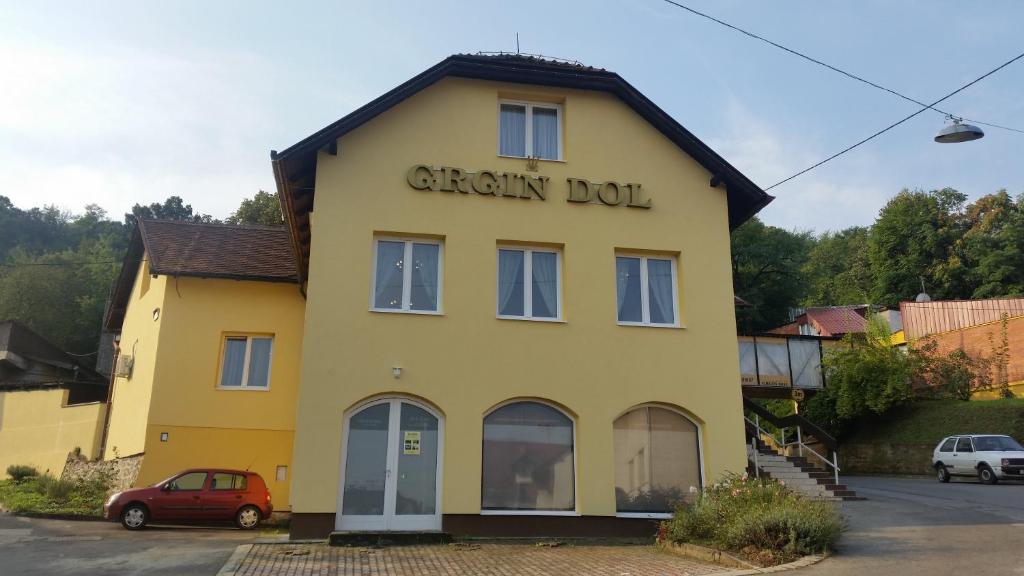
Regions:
[[839, 443, 934, 475], [61, 453, 143, 492]]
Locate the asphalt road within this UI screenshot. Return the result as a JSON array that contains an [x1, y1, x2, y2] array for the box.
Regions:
[[0, 514, 279, 576], [807, 475, 1024, 575], [2, 477, 1023, 575]]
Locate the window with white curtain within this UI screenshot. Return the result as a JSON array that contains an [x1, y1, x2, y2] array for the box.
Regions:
[[219, 335, 273, 389], [481, 401, 575, 512], [615, 254, 678, 326], [497, 247, 561, 320], [372, 238, 442, 313], [498, 101, 562, 160], [614, 406, 701, 514]]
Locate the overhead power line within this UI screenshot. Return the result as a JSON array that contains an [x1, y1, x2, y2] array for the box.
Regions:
[[659, 0, 1024, 134], [765, 50, 1024, 190]]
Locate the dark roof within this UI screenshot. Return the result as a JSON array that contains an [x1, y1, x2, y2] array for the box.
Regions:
[[0, 320, 107, 389], [272, 53, 774, 284], [105, 220, 298, 330]]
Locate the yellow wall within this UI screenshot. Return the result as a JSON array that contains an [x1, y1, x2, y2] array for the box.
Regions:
[[0, 389, 106, 476], [104, 259, 166, 459], [134, 425, 294, 506], [105, 266, 305, 509], [291, 77, 747, 517]]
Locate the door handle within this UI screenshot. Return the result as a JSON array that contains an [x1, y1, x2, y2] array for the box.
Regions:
[[235, 495, 243, 499], [193, 496, 201, 500]]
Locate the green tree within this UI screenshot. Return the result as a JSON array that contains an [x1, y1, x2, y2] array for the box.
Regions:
[[125, 196, 216, 227], [961, 191, 1024, 298], [731, 217, 814, 332], [226, 191, 284, 226], [803, 227, 872, 306], [867, 188, 970, 307]]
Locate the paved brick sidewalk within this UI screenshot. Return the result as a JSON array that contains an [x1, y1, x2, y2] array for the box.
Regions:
[[229, 542, 730, 576]]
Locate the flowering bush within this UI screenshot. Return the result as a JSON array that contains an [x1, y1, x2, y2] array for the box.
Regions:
[[661, 473, 843, 566]]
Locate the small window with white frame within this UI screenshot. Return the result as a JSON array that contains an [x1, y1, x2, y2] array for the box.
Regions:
[[372, 237, 443, 313], [219, 335, 273, 389], [498, 100, 562, 160], [497, 246, 562, 321], [615, 254, 679, 327]]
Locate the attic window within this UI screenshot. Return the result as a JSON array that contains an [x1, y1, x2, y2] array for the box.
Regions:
[[498, 101, 561, 161]]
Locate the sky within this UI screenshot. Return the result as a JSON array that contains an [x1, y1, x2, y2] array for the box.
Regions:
[[1, 0, 1022, 233]]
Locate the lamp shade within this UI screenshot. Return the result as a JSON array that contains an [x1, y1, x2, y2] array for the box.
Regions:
[[935, 122, 984, 143]]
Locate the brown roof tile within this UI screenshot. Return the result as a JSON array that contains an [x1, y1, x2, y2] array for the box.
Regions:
[[139, 219, 298, 282]]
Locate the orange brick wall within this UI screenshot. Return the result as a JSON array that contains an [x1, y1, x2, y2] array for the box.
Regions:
[[918, 315, 1024, 389]]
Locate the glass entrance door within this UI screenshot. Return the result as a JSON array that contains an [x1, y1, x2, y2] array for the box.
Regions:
[[337, 399, 442, 531]]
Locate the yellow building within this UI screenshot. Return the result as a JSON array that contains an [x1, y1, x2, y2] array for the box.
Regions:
[[271, 54, 771, 538], [0, 321, 108, 476], [102, 219, 304, 509]]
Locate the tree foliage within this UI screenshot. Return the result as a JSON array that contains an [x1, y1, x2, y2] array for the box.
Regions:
[[0, 193, 273, 357], [731, 218, 814, 332], [225, 191, 284, 226]]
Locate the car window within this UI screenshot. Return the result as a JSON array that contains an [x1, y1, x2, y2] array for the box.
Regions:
[[956, 437, 974, 452], [168, 472, 207, 491], [210, 473, 248, 491], [973, 436, 1024, 451], [939, 438, 956, 452]]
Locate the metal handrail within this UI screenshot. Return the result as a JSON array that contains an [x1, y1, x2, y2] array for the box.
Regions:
[[745, 414, 841, 485]]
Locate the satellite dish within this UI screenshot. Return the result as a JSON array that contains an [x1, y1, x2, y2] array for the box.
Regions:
[[935, 117, 984, 143]]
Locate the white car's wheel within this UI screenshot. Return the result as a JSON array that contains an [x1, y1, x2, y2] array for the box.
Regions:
[[936, 464, 950, 483], [978, 465, 999, 485]]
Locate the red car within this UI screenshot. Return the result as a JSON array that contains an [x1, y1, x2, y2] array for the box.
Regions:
[[103, 468, 272, 530]]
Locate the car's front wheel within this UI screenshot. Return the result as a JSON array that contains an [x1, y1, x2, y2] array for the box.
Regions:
[[936, 464, 951, 483], [235, 505, 261, 530], [120, 504, 149, 530], [978, 465, 999, 485]]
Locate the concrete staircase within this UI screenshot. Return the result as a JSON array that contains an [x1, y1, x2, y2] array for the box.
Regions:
[[747, 445, 861, 501]]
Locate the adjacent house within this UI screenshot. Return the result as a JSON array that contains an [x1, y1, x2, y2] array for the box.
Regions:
[[99, 53, 771, 538], [101, 219, 304, 509], [771, 305, 870, 337], [0, 321, 108, 475]]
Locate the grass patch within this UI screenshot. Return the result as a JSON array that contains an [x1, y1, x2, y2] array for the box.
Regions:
[[846, 398, 1024, 446], [661, 474, 843, 567], [0, 474, 111, 517]]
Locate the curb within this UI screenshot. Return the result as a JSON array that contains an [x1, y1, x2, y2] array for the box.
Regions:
[[216, 544, 254, 576], [0, 508, 105, 523], [659, 542, 827, 574]]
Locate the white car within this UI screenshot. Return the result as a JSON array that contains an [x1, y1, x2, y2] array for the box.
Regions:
[[932, 435, 1024, 484]]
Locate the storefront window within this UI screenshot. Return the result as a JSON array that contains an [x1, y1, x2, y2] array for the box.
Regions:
[[614, 406, 700, 514], [481, 401, 574, 511]]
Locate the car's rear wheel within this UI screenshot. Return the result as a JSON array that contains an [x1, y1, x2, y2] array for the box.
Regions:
[[936, 464, 951, 483], [121, 504, 149, 530], [235, 505, 261, 530], [978, 465, 999, 485]]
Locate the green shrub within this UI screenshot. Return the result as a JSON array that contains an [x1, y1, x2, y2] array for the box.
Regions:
[[662, 474, 844, 566], [0, 473, 111, 516], [6, 465, 39, 482]]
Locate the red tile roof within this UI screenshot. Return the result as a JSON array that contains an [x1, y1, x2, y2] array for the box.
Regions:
[[138, 219, 298, 282], [806, 306, 868, 336]]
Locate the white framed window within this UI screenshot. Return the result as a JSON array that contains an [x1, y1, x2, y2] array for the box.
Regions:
[[371, 237, 443, 314], [218, 335, 273, 390], [615, 254, 679, 327], [498, 100, 562, 160], [496, 246, 562, 321]]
